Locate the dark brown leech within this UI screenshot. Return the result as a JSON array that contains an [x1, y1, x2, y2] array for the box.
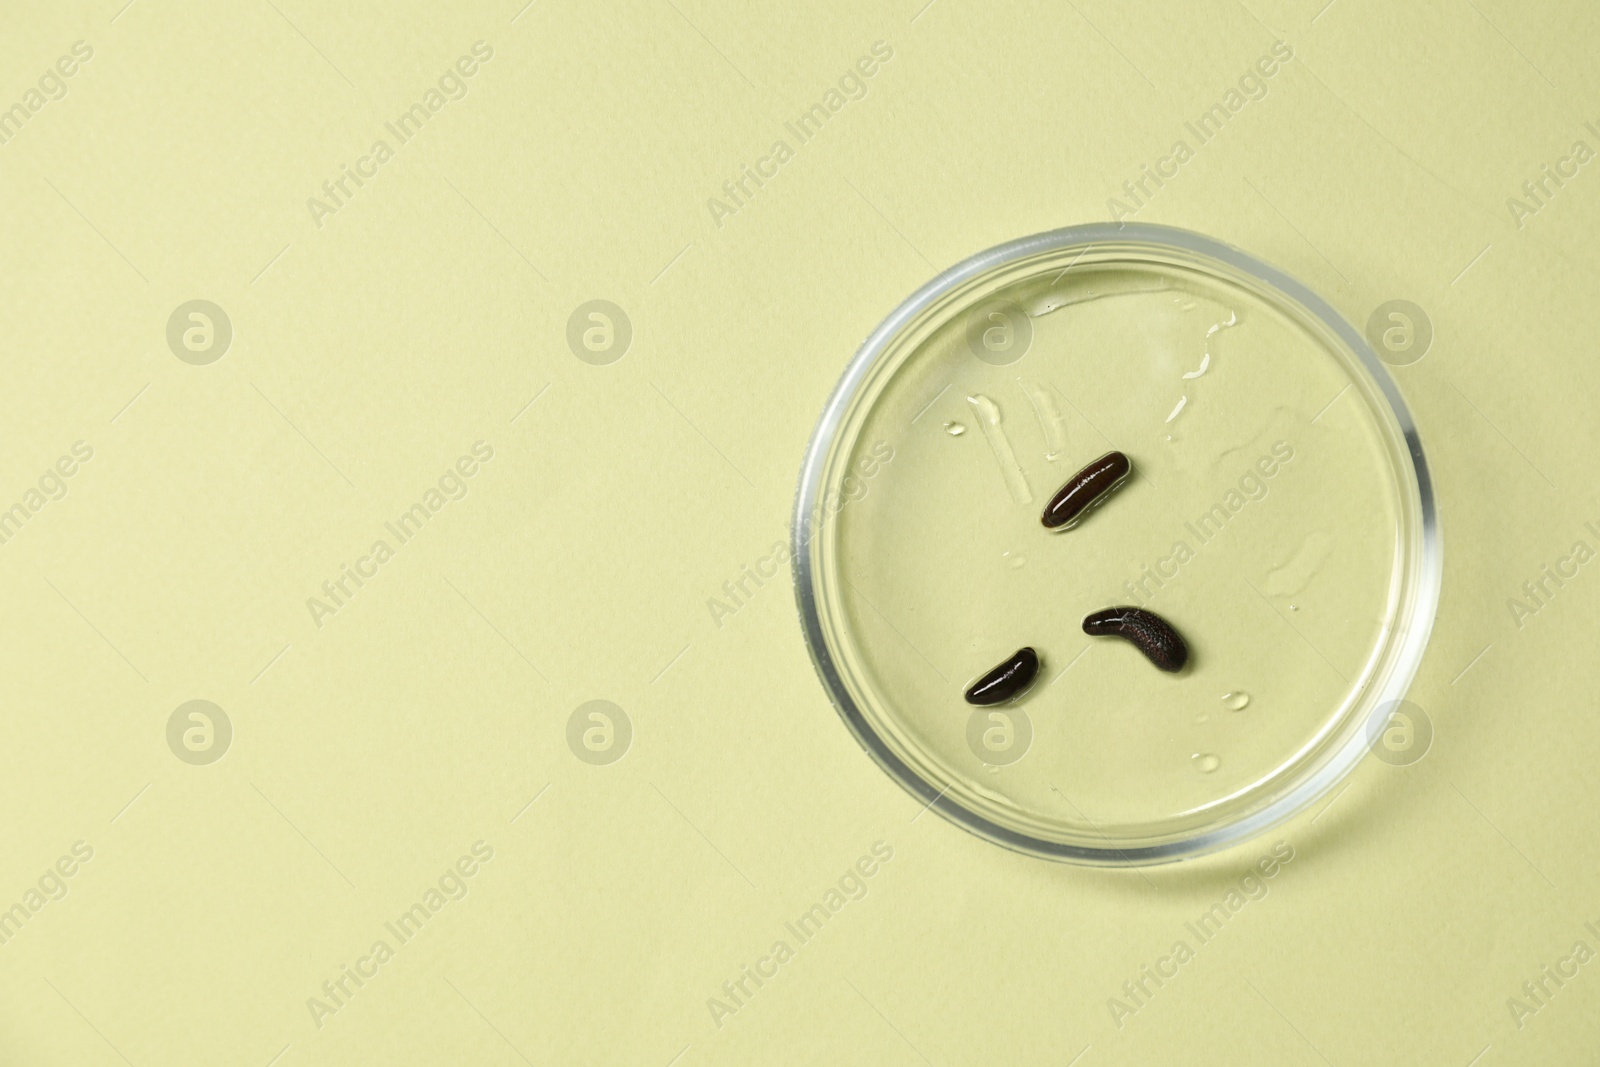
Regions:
[[963, 647, 1040, 706], [1081, 607, 1188, 672], [1041, 451, 1132, 530]]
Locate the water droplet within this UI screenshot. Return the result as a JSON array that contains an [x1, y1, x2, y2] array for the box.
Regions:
[[1289, 604, 1299, 612], [1192, 752, 1220, 774], [1002, 550, 1027, 570], [943, 421, 966, 436], [1018, 378, 1067, 457], [1222, 691, 1250, 711], [1263, 532, 1333, 598], [966, 394, 1033, 504]]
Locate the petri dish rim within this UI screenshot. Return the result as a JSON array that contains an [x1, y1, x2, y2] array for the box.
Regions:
[[792, 222, 1441, 866]]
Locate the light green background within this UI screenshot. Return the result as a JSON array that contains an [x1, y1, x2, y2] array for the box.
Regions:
[[2, 0, 1597, 1063]]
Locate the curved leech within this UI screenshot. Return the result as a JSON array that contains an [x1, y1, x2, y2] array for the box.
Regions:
[[1081, 606, 1188, 672], [963, 647, 1040, 705]]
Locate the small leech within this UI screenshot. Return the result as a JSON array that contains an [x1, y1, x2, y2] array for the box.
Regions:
[[1041, 451, 1132, 530], [1082, 607, 1188, 672], [963, 647, 1040, 706]]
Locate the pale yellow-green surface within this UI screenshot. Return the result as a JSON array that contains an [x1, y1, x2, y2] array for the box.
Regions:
[[1, 0, 1597, 1063]]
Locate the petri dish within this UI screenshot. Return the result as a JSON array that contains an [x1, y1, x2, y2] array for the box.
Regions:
[[792, 223, 1439, 865]]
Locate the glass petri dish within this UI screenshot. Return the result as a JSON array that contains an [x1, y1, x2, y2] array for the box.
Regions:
[[792, 223, 1439, 865]]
